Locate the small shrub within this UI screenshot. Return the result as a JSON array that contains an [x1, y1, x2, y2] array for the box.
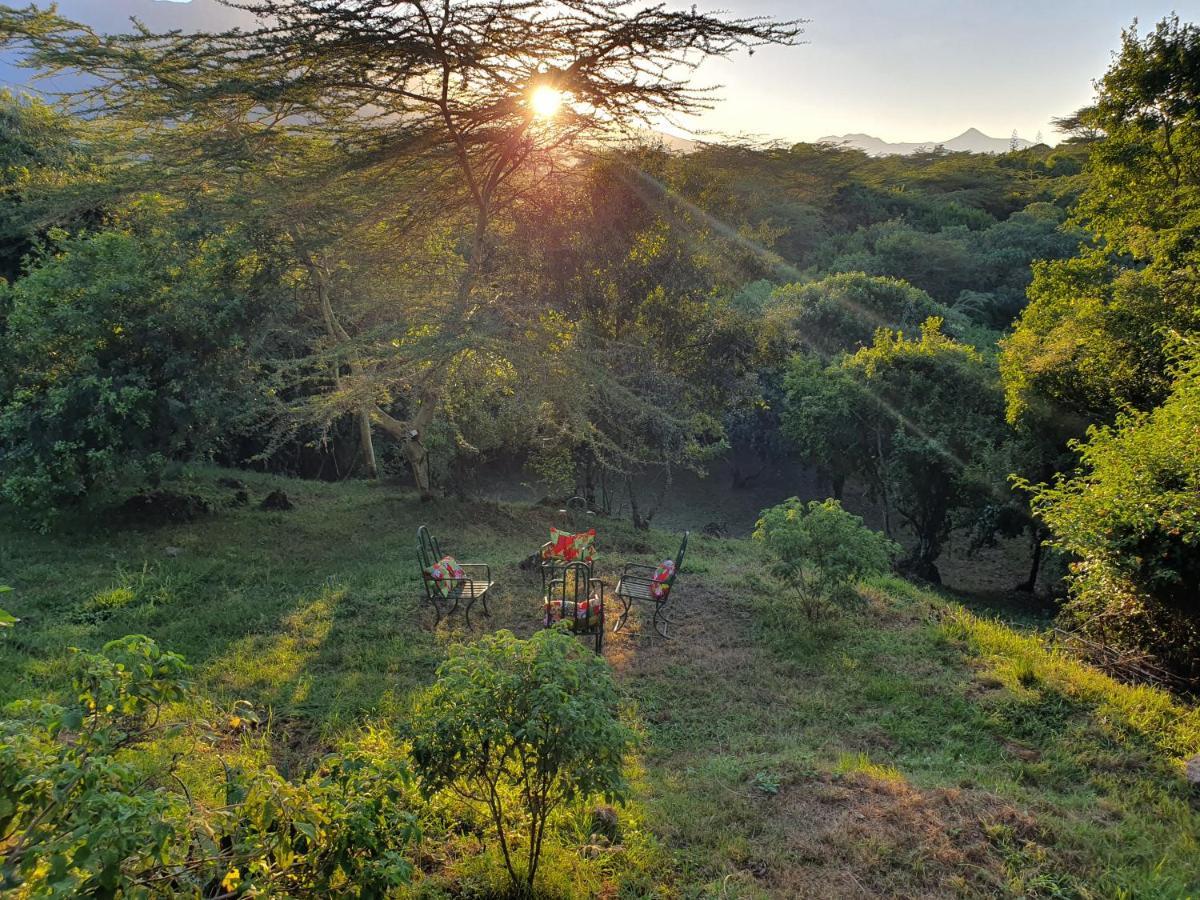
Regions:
[[753, 498, 899, 620], [0, 635, 418, 897], [0, 585, 15, 629], [408, 628, 636, 894], [751, 770, 781, 796]]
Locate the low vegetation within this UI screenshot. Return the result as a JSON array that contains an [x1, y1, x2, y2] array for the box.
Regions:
[[2, 472, 1198, 895], [1, 2, 1199, 895]]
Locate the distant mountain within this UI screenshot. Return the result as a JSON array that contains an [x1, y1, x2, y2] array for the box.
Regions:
[[817, 128, 1033, 156]]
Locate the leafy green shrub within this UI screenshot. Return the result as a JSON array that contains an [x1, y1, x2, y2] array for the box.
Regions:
[[767, 272, 954, 359], [0, 585, 15, 629], [408, 628, 635, 894], [0, 635, 418, 897], [1029, 349, 1200, 680], [753, 498, 898, 620], [0, 210, 282, 526]]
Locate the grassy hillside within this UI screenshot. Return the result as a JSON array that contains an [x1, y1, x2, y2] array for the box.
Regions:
[[2, 468, 1198, 897]]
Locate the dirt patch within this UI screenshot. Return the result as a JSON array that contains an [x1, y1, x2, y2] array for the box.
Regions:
[[603, 580, 755, 679], [120, 490, 210, 524], [766, 772, 1041, 898], [266, 715, 330, 778]]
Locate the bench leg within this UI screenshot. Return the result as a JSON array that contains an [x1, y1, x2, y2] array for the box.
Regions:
[[613, 593, 633, 632], [652, 600, 674, 639]]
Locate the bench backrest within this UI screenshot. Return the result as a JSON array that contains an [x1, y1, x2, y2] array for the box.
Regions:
[[416, 525, 442, 572], [670, 531, 689, 587], [545, 560, 594, 614]]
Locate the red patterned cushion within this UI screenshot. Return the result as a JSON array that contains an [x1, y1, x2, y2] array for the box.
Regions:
[[542, 528, 597, 564], [650, 559, 675, 600], [425, 555, 465, 598]]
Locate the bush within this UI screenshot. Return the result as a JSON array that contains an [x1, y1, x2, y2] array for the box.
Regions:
[[767, 272, 953, 359], [1029, 349, 1200, 681], [408, 628, 635, 894], [753, 498, 899, 620], [0, 635, 418, 897], [0, 212, 282, 526]]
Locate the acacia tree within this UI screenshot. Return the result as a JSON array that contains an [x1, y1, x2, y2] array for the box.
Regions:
[[1, 0, 802, 496]]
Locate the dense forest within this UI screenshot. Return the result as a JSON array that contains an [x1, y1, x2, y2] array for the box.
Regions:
[[1, 3, 1199, 896]]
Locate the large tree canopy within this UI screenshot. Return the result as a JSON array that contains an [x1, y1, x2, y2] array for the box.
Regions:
[[0, 0, 803, 497]]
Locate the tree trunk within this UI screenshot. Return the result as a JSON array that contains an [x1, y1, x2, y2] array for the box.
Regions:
[[372, 402, 436, 500], [874, 428, 893, 538], [900, 545, 942, 584], [626, 475, 648, 530], [358, 406, 378, 479], [1016, 528, 1044, 593], [831, 472, 845, 502]]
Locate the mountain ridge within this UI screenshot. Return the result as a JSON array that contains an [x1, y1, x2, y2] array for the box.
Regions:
[[817, 128, 1035, 156]]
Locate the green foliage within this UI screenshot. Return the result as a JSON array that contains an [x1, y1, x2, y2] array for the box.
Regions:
[[783, 320, 1008, 580], [1000, 252, 1186, 435], [1029, 349, 1200, 679], [408, 628, 635, 892], [0, 585, 15, 629], [781, 352, 861, 497], [0, 634, 418, 897], [0, 89, 95, 281], [0, 209, 283, 523], [1002, 17, 1200, 440], [753, 498, 898, 620], [767, 272, 953, 359], [1000, 16, 1200, 671]]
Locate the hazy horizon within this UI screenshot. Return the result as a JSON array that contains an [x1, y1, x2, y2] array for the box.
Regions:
[[2, 0, 1198, 147]]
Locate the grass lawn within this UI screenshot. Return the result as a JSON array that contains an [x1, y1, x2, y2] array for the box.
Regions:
[[2, 468, 1198, 897]]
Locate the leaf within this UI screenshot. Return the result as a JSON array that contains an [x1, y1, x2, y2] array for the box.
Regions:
[[0, 608, 16, 628]]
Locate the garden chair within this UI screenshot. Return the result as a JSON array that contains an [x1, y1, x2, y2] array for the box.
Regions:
[[416, 525, 494, 626], [613, 531, 688, 638], [537, 526, 597, 595], [544, 560, 606, 654]]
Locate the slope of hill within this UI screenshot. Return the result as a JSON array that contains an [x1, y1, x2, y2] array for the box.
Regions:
[[1, 467, 1197, 895], [819, 127, 1034, 156]]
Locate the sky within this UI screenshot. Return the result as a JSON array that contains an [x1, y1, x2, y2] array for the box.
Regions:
[[3, 0, 1199, 146], [675, 0, 1200, 144]]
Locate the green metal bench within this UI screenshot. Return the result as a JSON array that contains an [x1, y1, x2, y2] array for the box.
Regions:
[[417, 524, 493, 626], [614, 531, 688, 638]]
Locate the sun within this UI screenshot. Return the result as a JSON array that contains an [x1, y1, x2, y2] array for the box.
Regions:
[[529, 84, 563, 119]]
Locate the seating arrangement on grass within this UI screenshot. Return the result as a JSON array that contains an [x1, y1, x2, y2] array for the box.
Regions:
[[543, 560, 607, 654], [614, 531, 688, 638], [417, 525, 494, 626]]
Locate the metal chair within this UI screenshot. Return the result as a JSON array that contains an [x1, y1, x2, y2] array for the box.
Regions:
[[544, 560, 606, 654], [416, 525, 493, 626], [614, 531, 688, 638]]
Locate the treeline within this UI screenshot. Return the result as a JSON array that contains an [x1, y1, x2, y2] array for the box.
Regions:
[[0, 6, 1197, 677]]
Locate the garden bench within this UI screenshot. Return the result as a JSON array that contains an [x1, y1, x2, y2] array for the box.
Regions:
[[417, 524, 493, 626], [614, 531, 688, 638]]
